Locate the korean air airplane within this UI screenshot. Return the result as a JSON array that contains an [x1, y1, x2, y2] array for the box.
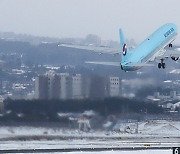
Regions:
[[59, 23, 180, 72]]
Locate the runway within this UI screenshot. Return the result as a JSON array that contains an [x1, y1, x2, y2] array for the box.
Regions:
[[0, 147, 174, 153], [0, 138, 178, 153]]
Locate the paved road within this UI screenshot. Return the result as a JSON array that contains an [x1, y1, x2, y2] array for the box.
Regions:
[[0, 135, 178, 153], [0, 147, 173, 153]]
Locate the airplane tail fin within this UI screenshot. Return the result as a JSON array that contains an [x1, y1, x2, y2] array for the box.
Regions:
[[119, 29, 125, 48], [119, 29, 130, 63]]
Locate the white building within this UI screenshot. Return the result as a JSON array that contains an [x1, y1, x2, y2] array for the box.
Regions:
[[47, 72, 55, 99], [59, 73, 72, 99], [35, 73, 72, 100], [109, 77, 121, 97], [72, 74, 83, 99], [46, 71, 60, 100], [35, 73, 90, 100]]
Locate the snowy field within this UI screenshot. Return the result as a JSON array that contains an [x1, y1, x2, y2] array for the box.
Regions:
[[0, 120, 180, 138], [0, 120, 179, 152]]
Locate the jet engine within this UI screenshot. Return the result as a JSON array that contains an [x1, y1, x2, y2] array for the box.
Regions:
[[171, 56, 179, 61]]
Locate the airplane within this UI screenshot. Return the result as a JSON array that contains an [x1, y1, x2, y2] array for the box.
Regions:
[[59, 23, 180, 72]]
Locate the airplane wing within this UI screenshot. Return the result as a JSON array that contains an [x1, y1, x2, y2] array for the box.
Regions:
[[165, 49, 180, 57], [85, 61, 154, 67], [126, 63, 154, 67], [85, 61, 121, 66], [157, 47, 180, 59], [58, 44, 120, 55]]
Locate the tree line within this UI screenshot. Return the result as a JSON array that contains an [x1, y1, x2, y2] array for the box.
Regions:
[[3, 98, 163, 115]]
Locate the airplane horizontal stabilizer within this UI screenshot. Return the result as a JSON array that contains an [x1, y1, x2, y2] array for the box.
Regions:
[[127, 63, 154, 67], [58, 44, 119, 54], [85, 61, 121, 66], [161, 49, 180, 58]]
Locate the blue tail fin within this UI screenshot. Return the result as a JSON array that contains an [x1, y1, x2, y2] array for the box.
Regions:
[[119, 29, 125, 48], [119, 29, 129, 63]]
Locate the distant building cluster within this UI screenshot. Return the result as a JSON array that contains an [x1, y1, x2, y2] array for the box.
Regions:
[[35, 71, 121, 100]]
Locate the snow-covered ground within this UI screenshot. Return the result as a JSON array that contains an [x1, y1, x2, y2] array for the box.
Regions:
[[138, 120, 180, 136], [0, 120, 179, 151], [0, 121, 178, 139], [0, 120, 179, 138]]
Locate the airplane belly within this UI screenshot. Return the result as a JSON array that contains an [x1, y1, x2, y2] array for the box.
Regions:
[[138, 32, 177, 64], [122, 65, 142, 71], [149, 49, 165, 61]]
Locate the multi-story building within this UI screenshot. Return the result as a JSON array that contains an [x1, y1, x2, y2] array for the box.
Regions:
[[35, 73, 74, 100], [47, 72, 60, 100], [72, 74, 82, 99], [35, 73, 122, 100], [35, 75, 48, 99], [108, 77, 121, 97], [59, 73, 72, 100]]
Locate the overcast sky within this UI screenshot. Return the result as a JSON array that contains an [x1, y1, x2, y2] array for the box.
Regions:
[[0, 0, 180, 43]]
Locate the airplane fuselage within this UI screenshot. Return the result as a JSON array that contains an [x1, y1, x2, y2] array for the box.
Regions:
[[121, 23, 177, 71]]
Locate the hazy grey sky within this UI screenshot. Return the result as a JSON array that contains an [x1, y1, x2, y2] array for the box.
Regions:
[[0, 0, 180, 43]]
